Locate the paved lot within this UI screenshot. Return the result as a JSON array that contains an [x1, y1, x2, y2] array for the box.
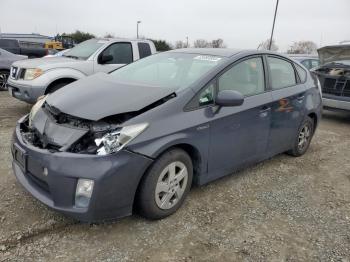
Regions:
[[0, 91, 349, 261]]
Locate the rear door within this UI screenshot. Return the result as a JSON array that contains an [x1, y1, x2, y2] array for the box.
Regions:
[[266, 55, 307, 155], [94, 42, 134, 73], [207, 56, 273, 180]]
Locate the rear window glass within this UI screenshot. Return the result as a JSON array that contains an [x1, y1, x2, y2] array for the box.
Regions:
[[295, 64, 307, 83], [138, 42, 152, 59]]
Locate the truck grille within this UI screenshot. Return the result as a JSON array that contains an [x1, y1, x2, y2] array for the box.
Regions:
[[322, 78, 350, 97]]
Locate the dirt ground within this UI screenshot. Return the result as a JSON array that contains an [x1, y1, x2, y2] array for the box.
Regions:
[[0, 91, 349, 262]]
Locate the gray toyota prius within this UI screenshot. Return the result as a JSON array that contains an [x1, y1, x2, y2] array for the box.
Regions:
[[12, 49, 322, 222]]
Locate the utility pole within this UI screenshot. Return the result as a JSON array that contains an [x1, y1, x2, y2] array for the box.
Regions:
[[186, 36, 189, 48], [269, 0, 279, 50], [137, 21, 141, 39]]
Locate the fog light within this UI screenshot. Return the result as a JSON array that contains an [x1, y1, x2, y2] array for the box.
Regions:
[[75, 179, 94, 208]]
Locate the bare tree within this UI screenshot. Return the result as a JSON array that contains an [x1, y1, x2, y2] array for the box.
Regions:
[[211, 38, 226, 48], [175, 41, 185, 49], [258, 39, 278, 51], [104, 33, 115, 38], [193, 39, 210, 48], [287, 41, 318, 54]]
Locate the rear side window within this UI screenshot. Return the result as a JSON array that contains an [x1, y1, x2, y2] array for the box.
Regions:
[[310, 59, 319, 69], [138, 42, 152, 59], [295, 64, 307, 83], [268, 57, 296, 90], [102, 42, 133, 64]]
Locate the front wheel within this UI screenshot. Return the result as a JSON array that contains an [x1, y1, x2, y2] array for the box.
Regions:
[[288, 116, 314, 157], [0, 70, 9, 91], [137, 148, 193, 220]]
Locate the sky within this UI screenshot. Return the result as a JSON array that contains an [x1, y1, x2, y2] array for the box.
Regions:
[[1, 0, 349, 52]]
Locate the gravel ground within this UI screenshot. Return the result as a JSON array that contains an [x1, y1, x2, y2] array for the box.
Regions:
[[0, 91, 349, 262]]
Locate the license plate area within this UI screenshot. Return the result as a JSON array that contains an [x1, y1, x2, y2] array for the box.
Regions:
[[12, 143, 27, 172]]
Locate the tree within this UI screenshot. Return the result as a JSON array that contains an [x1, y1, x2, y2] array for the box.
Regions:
[[104, 33, 115, 38], [257, 39, 278, 51], [193, 39, 210, 48], [150, 39, 172, 51], [211, 38, 226, 48], [175, 39, 190, 49], [62, 30, 95, 44], [287, 41, 318, 54]]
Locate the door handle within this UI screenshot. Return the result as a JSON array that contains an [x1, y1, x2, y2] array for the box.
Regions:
[[297, 95, 305, 102], [259, 107, 271, 117]]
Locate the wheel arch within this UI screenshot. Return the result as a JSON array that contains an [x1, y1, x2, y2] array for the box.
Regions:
[[132, 142, 203, 212], [307, 112, 318, 129], [45, 77, 77, 94]]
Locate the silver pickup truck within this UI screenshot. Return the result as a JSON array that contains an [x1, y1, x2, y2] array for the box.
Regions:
[[7, 38, 156, 103]]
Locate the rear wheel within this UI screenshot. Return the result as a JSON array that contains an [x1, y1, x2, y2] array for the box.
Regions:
[[137, 148, 193, 220], [288, 116, 314, 157], [0, 70, 9, 91]]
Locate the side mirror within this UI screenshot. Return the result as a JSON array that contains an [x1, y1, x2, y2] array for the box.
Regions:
[[215, 90, 244, 107], [98, 54, 113, 64]]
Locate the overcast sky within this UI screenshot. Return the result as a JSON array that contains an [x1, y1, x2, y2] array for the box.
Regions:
[[1, 0, 349, 51]]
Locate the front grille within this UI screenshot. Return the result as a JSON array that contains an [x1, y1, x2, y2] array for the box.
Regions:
[[322, 78, 350, 97]]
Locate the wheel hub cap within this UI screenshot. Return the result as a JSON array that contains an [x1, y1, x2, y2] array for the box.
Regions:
[[155, 161, 188, 210]]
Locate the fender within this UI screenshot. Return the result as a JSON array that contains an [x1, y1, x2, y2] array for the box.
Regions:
[[42, 68, 87, 89]]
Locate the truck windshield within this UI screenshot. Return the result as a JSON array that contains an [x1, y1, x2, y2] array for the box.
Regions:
[[63, 39, 105, 60], [110, 52, 226, 90]]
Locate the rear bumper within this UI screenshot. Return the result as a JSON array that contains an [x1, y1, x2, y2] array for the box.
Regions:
[[7, 78, 45, 104], [12, 116, 154, 222], [323, 95, 350, 111]]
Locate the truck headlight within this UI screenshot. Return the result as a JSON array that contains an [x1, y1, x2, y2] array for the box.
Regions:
[[95, 123, 148, 155], [23, 68, 43, 80], [75, 179, 94, 208], [29, 95, 47, 127]]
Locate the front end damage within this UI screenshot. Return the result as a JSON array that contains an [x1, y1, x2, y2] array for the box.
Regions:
[[11, 93, 176, 221], [314, 45, 350, 111]]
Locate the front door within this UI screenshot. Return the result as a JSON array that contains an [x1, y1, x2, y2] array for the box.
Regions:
[[94, 42, 134, 73], [208, 56, 272, 180]]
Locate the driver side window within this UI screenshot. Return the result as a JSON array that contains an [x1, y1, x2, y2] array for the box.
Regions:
[[101, 42, 133, 64], [218, 57, 265, 97]]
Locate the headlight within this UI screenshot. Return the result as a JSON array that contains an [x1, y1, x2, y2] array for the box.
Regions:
[[75, 179, 94, 208], [23, 68, 43, 80], [95, 123, 148, 155], [29, 95, 48, 127]]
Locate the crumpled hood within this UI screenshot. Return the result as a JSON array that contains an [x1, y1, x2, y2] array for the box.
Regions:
[[12, 56, 82, 70], [46, 72, 177, 121], [318, 45, 350, 65]]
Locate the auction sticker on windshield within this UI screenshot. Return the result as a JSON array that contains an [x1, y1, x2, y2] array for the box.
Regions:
[[194, 55, 222, 62]]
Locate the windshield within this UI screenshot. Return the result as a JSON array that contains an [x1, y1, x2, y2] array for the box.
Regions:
[[63, 39, 106, 60], [110, 52, 226, 90]]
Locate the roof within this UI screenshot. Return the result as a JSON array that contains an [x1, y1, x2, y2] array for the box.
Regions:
[[170, 48, 243, 57], [318, 44, 350, 51], [0, 33, 53, 39]]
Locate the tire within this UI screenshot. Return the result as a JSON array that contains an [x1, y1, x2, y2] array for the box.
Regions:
[[137, 148, 193, 220], [0, 70, 10, 91], [287, 116, 314, 157]]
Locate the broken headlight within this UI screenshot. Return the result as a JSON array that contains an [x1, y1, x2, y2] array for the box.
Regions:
[[29, 95, 48, 127], [95, 123, 148, 155]]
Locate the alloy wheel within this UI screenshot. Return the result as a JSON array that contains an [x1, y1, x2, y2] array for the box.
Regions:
[[298, 123, 311, 151], [155, 161, 188, 210], [0, 72, 9, 91]]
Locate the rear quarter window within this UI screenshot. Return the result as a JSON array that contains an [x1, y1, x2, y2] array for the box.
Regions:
[[138, 42, 152, 59], [295, 63, 307, 83]]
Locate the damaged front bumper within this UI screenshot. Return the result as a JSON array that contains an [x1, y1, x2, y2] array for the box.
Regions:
[[12, 115, 153, 222]]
